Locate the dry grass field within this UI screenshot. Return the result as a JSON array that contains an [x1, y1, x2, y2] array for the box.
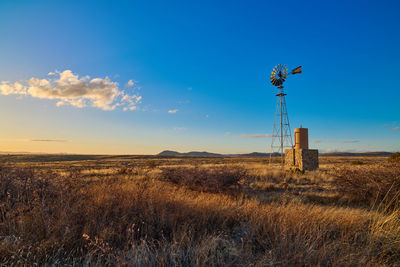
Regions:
[[0, 154, 399, 266]]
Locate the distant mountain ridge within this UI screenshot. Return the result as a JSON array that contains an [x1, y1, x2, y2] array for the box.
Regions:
[[321, 151, 393, 157], [158, 150, 393, 157], [158, 150, 222, 157]]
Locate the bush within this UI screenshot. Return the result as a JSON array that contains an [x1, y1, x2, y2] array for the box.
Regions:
[[332, 163, 400, 208], [389, 152, 400, 163], [351, 160, 364, 165], [160, 166, 247, 193]]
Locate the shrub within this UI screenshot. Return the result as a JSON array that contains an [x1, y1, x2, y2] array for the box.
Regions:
[[145, 160, 159, 169], [332, 163, 400, 208], [351, 160, 364, 165], [160, 166, 247, 193], [389, 152, 400, 163]]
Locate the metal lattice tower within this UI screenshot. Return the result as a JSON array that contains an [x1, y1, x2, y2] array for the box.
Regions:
[[270, 85, 293, 165], [268, 64, 302, 165]]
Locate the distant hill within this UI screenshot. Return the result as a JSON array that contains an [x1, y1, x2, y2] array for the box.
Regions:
[[158, 151, 282, 157], [157, 150, 182, 156], [158, 150, 394, 157], [158, 150, 222, 157], [240, 152, 270, 157], [321, 151, 393, 157]]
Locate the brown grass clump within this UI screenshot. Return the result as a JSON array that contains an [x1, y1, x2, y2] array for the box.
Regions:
[[160, 165, 247, 193], [333, 163, 400, 208], [351, 160, 365, 165], [0, 157, 400, 265], [389, 152, 400, 163]]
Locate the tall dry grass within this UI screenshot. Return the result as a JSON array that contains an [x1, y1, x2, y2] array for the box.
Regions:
[[159, 165, 247, 193], [0, 161, 399, 265], [333, 163, 400, 209]]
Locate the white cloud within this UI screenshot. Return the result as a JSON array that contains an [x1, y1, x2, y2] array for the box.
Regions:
[[392, 127, 399, 131], [168, 109, 178, 114], [0, 70, 142, 111], [0, 81, 27, 95], [224, 132, 231, 136], [125, 80, 134, 87], [123, 106, 137, 111]]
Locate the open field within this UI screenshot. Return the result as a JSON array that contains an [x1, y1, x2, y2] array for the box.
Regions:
[[0, 155, 399, 266]]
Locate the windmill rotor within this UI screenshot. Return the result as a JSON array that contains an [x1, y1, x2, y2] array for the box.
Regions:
[[270, 64, 288, 87]]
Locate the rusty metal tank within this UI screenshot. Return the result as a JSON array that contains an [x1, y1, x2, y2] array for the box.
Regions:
[[294, 127, 308, 149]]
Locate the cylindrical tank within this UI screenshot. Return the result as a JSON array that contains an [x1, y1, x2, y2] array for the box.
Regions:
[[294, 127, 308, 149]]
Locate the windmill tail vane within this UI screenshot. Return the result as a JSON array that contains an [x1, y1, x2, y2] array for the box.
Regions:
[[291, 66, 302, 75]]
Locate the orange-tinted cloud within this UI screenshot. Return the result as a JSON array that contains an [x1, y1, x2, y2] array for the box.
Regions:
[[0, 70, 142, 111]]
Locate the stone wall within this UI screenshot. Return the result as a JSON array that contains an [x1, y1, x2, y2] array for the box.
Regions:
[[285, 149, 296, 167], [285, 148, 319, 171]]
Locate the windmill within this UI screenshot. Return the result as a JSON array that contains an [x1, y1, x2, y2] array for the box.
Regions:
[[269, 64, 302, 165]]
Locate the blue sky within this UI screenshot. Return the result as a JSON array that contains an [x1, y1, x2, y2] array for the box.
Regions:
[[0, 0, 399, 154]]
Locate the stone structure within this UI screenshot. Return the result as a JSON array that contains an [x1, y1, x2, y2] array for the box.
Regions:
[[285, 127, 319, 171], [285, 148, 318, 171]]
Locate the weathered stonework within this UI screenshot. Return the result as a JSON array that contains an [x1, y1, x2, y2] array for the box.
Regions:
[[285, 148, 319, 171]]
